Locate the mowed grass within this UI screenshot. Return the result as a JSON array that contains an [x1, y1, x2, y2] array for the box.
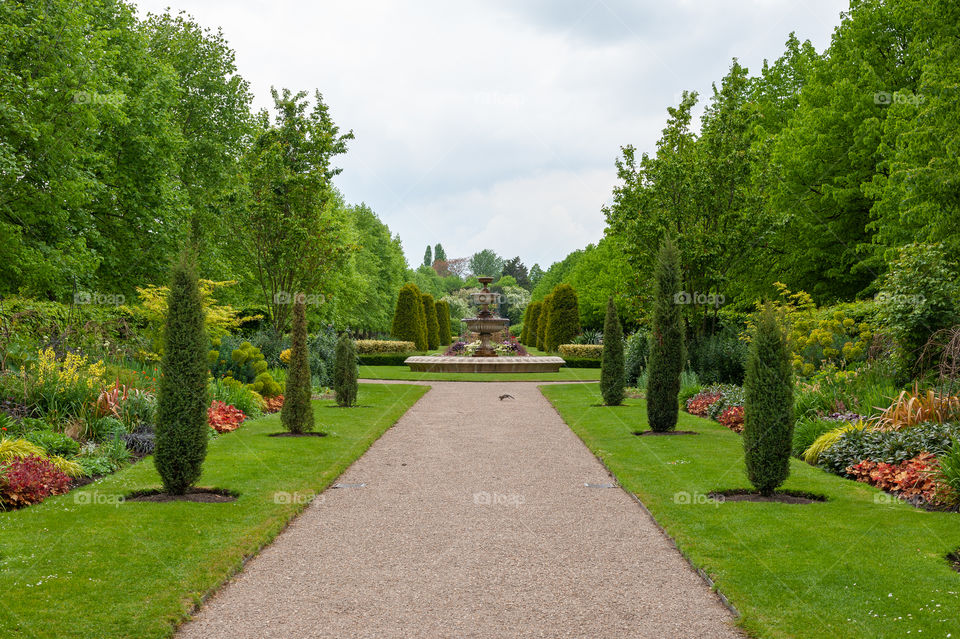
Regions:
[[0, 383, 428, 639], [359, 364, 600, 382], [541, 383, 960, 639]]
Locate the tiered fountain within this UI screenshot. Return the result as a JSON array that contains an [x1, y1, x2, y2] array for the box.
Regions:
[[404, 276, 565, 373], [461, 277, 509, 357]]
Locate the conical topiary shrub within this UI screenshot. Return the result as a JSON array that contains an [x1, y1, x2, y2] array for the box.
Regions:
[[281, 296, 314, 433], [537, 294, 553, 351], [545, 284, 580, 352], [333, 333, 358, 407], [521, 301, 542, 346], [743, 303, 794, 496], [646, 236, 684, 432], [422, 292, 440, 350], [391, 283, 428, 350], [154, 249, 209, 495], [601, 297, 625, 406], [435, 299, 452, 345]]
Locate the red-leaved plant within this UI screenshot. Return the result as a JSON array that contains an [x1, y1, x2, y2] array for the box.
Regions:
[[847, 453, 942, 504], [263, 395, 284, 414], [207, 401, 247, 433], [718, 405, 745, 433], [0, 456, 72, 509], [686, 392, 723, 417]]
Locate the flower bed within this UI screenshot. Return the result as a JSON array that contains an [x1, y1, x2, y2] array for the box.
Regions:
[[443, 337, 528, 357], [685, 385, 744, 432]]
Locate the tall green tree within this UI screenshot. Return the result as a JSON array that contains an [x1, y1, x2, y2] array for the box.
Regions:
[[743, 304, 794, 496], [529, 264, 545, 290], [142, 11, 253, 278], [434, 243, 447, 262], [423, 245, 432, 268], [0, 0, 184, 298], [502, 257, 531, 290], [646, 237, 684, 433], [154, 249, 209, 494], [469, 249, 504, 278], [236, 88, 355, 332]]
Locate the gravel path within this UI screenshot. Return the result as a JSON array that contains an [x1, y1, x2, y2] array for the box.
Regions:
[[178, 382, 741, 638]]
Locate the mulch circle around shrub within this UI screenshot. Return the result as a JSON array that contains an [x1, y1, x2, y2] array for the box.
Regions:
[[268, 432, 328, 438], [948, 550, 960, 574], [709, 489, 827, 505], [633, 430, 699, 436], [127, 487, 237, 503]]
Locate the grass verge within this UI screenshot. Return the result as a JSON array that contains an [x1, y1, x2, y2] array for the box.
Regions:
[[541, 382, 960, 639], [0, 383, 428, 638], [359, 365, 600, 382]]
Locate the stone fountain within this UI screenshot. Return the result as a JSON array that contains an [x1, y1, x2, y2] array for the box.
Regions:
[[461, 276, 509, 357], [404, 276, 565, 373]]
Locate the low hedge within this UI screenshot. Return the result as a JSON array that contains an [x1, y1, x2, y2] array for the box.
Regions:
[[358, 353, 417, 366], [355, 339, 416, 354], [561, 356, 602, 368], [559, 344, 603, 359]]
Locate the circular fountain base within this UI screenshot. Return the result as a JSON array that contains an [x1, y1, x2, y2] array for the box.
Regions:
[[404, 355, 565, 373]]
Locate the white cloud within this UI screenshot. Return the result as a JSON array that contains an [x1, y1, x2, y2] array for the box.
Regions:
[[135, 0, 847, 269]]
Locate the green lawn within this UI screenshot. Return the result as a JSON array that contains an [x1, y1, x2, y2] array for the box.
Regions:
[[0, 383, 428, 639], [359, 364, 600, 382], [541, 383, 960, 639]]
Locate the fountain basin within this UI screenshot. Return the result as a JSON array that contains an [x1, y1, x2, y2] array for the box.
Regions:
[[404, 355, 565, 373], [461, 317, 510, 334]]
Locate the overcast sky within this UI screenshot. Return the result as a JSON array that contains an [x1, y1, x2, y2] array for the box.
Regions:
[[136, 0, 848, 271]]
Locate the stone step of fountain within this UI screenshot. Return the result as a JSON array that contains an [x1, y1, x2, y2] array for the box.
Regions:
[[404, 355, 565, 373]]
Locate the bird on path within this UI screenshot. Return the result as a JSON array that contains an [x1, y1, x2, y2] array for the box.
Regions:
[[499, 394, 514, 401]]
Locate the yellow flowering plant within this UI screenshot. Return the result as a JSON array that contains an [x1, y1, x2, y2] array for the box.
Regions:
[[24, 348, 108, 420], [745, 283, 874, 378]]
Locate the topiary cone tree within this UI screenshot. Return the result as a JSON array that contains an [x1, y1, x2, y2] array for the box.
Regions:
[[537, 294, 553, 351], [391, 283, 428, 350], [743, 303, 794, 496], [545, 284, 580, 352], [646, 236, 685, 432], [154, 249, 209, 495], [333, 332, 358, 407], [601, 296, 625, 406], [281, 296, 315, 433], [422, 292, 440, 350], [435, 299, 452, 346], [521, 301, 541, 346]]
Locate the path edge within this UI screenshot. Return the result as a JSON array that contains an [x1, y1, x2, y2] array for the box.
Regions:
[[536, 384, 745, 626], [175, 383, 432, 635]]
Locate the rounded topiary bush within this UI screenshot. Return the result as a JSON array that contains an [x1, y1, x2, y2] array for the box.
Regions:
[[545, 284, 580, 352], [392, 283, 428, 350], [154, 249, 209, 495]]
